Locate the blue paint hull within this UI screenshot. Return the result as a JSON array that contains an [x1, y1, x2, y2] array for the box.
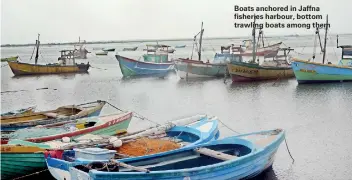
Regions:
[[116, 55, 175, 77], [46, 115, 220, 180], [61, 129, 284, 180], [292, 59, 352, 84]]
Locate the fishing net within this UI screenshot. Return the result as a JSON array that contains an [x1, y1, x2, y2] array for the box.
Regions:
[[115, 138, 181, 157]]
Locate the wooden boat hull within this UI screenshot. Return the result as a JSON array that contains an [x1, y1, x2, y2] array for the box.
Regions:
[[7, 61, 89, 76], [1, 100, 106, 131], [291, 58, 352, 84], [68, 129, 285, 180], [3, 112, 132, 144], [46, 115, 220, 180], [102, 48, 115, 52], [1, 56, 19, 62], [1, 113, 132, 179], [1, 106, 35, 117], [116, 55, 174, 77], [0, 145, 46, 180], [227, 61, 294, 82], [174, 58, 227, 79]]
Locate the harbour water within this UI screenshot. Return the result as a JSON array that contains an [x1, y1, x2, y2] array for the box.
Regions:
[[1, 35, 352, 179]]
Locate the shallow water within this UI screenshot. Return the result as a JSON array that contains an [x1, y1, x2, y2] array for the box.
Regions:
[[1, 35, 352, 180]]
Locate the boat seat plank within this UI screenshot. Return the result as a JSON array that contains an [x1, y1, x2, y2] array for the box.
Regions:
[[113, 160, 150, 173], [194, 147, 237, 161]]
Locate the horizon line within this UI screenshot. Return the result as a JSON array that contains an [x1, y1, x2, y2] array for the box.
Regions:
[[2, 33, 352, 47]]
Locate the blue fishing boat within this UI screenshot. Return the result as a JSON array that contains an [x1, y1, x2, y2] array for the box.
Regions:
[[115, 55, 174, 77], [46, 115, 220, 180], [292, 32, 352, 84], [65, 128, 285, 180]]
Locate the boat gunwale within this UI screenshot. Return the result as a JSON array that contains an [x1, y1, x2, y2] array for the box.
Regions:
[[292, 58, 352, 70], [227, 61, 292, 70]]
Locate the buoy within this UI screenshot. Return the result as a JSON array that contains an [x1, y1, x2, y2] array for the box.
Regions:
[[112, 139, 123, 148], [62, 137, 71, 143], [109, 137, 118, 144]]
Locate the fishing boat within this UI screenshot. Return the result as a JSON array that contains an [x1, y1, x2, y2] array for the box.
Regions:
[[115, 51, 174, 77], [45, 114, 219, 180], [102, 48, 115, 52], [1, 55, 19, 62], [123, 47, 138, 51], [7, 34, 90, 76], [73, 37, 89, 59], [1, 100, 106, 131], [95, 51, 108, 56], [0, 112, 133, 180], [175, 45, 186, 48], [174, 22, 233, 79], [64, 128, 285, 180], [291, 16, 352, 84], [0, 145, 47, 180], [2, 111, 132, 144], [227, 17, 294, 82], [1, 106, 36, 117]]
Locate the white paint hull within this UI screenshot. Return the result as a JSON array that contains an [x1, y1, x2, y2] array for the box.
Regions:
[[47, 162, 71, 180]]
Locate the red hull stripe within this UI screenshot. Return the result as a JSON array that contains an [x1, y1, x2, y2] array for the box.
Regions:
[[26, 112, 132, 143]]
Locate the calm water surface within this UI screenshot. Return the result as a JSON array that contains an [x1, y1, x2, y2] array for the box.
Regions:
[[1, 36, 352, 180]]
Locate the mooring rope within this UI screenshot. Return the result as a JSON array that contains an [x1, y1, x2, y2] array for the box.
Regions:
[[285, 137, 295, 163], [104, 101, 160, 125], [217, 119, 241, 134]]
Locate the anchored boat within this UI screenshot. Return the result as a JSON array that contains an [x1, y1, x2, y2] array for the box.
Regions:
[[291, 15, 352, 84], [45, 115, 219, 180], [174, 22, 231, 79], [227, 17, 294, 82], [116, 45, 175, 77], [67, 129, 285, 180], [7, 34, 90, 76], [0, 112, 133, 180], [1, 100, 106, 131]]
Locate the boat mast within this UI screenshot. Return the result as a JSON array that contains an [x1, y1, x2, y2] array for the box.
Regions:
[[251, 15, 257, 63], [35, 33, 40, 64], [198, 22, 204, 61], [322, 15, 328, 64]]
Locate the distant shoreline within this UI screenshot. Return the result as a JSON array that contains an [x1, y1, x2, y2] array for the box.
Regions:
[[2, 33, 351, 47]]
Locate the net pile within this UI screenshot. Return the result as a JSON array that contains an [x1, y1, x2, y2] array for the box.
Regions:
[[116, 138, 181, 157]]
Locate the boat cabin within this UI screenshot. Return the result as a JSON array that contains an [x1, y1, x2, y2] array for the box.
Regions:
[[214, 44, 243, 63], [143, 44, 171, 63], [59, 50, 76, 65], [338, 45, 352, 66]]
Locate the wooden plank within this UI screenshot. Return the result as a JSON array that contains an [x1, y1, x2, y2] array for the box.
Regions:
[[112, 160, 150, 173], [194, 147, 237, 161]]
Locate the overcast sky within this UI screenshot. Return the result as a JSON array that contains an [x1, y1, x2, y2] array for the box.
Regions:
[[1, 0, 351, 44]]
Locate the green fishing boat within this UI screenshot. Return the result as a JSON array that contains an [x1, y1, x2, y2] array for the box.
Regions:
[[0, 112, 132, 179], [1, 56, 19, 62], [0, 145, 47, 180]]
